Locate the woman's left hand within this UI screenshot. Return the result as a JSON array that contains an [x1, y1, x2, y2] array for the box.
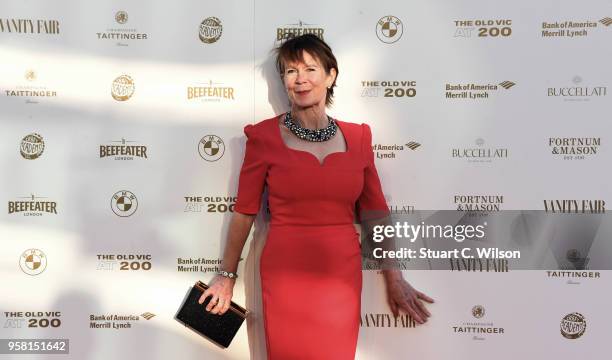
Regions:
[[384, 272, 434, 324]]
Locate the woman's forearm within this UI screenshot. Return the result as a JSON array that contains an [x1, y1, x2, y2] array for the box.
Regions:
[[220, 212, 256, 273]]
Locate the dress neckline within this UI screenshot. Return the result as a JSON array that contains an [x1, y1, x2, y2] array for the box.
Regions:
[[274, 114, 349, 167]]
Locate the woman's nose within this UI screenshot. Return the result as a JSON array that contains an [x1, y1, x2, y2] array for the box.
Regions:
[[295, 70, 307, 83]]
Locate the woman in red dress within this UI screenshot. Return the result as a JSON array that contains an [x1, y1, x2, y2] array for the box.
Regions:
[[199, 34, 434, 359]]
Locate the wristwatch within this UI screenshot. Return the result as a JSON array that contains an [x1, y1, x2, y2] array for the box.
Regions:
[[217, 270, 238, 279]]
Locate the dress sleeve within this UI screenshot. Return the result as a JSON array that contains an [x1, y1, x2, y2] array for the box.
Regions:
[[357, 123, 391, 221], [234, 124, 269, 215]]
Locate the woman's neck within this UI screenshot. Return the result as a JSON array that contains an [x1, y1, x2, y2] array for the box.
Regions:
[[291, 105, 327, 130]]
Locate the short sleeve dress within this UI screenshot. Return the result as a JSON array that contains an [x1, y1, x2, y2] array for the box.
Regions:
[[234, 115, 389, 360]]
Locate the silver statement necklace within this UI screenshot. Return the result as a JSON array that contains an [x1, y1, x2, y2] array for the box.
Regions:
[[283, 112, 337, 142]]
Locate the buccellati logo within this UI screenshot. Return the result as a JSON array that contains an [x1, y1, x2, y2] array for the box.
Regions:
[[20, 249, 47, 276], [560, 312, 586, 339], [115, 11, 128, 24], [199, 17, 222, 43], [376, 16, 403, 44], [111, 75, 135, 101], [111, 190, 138, 217], [20, 133, 45, 159], [198, 135, 225, 161], [472, 305, 485, 319]]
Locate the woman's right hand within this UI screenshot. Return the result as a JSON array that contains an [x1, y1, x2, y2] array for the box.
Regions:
[[198, 274, 236, 315]]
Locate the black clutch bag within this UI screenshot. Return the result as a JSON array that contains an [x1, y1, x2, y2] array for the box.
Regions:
[[175, 280, 248, 348]]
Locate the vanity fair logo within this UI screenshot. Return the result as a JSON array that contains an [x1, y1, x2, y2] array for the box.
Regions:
[[184, 196, 237, 213], [455, 195, 503, 215], [452, 305, 504, 341], [111, 75, 135, 101], [187, 80, 235, 102], [96, 11, 148, 46], [450, 258, 509, 272], [388, 202, 415, 215], [96, 254, 152, 271], [542, 17, 611, 38], [0, 18, 60, 34], [276, 20, 324, 43], [99, 138, 148, 160], [376, 16, 403, 43], [445, 81, 515, 100], [20, 133, 45, 159], [547, 76, 607, 101], [453, 18, 512, 38], [8, 194, 57, 216], [2, 311, 62, 328], [543, 199, 605, 213], [110, 190, 138, 217], [5, 70, 58, 104], [560, 313, 586, 339], [548, 137, 600, 160], [198, 135, 225, 161], [20, 249, 47, 276], [90, 312, 155, 330], [199, 17, 222, 43], [361, 80, 416, 98], [360, 313, 415, 328], [372, 141, 420, 159], [452, 138, 509, 163]]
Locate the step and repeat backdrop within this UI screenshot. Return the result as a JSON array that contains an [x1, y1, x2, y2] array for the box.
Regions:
[[1, 0, 611, 359]]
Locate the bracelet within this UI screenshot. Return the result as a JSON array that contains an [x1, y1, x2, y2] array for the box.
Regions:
[[217, 270, 238, 279]]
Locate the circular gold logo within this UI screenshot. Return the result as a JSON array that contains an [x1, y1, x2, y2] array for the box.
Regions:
[[111, 75, 135, 101], [376, 16, 403, 44], [115, 11, 128, 24], [20, 133, 45, 160], [198, 135, 225, 161], [471, 305, 485, 319], [560, 312, 586, 339], [20, 249, 47, 276], [111, 190, 138, 217], [199, 17, 223, 43], [25, 70, 36, 81]]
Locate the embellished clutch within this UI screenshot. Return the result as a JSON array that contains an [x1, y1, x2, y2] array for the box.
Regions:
[[175, 280, 248, 348]]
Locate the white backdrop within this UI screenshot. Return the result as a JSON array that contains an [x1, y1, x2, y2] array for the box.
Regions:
[[1, 0, 610, 359]]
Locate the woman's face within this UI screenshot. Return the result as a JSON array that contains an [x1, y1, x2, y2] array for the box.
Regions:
[[282, 50, 336, 110]]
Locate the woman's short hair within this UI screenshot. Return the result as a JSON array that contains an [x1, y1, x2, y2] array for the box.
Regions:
[[275, 34, 339, 106]]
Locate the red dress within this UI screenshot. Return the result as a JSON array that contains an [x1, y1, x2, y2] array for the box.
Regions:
[[234, 115, 389, 360]]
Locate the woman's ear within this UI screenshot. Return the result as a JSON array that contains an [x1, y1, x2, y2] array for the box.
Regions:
[[328, 68, 337, 87]]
